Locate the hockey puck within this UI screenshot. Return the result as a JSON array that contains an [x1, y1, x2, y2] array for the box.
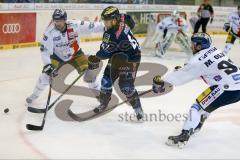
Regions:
[[174, 66, 182, 70], [4, 108, 9, 113]]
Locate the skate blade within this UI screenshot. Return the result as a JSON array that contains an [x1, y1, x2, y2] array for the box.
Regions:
[[166, 139, 174, 146], [25, 102, 33, 107], [165, 139, 187, 149], [177, 142, 187, 149]]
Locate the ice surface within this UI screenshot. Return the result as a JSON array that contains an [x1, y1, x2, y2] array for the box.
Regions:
[[0, 35, 240, 159]]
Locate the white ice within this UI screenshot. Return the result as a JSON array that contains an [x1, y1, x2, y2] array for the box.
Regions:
[[1, 35, 240, 159]]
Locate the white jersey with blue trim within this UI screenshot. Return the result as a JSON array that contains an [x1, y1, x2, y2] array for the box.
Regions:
[[40, 20, 104, 65], [227, 11, 240, 36], [163, 46, 240, 91]]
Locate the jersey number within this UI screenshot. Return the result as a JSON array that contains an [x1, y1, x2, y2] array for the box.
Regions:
[[128, 35, 138, 49], [217, 59, 238, 75]]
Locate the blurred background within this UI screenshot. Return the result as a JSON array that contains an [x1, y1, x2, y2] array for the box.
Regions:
[[0, 0, 240, 7]]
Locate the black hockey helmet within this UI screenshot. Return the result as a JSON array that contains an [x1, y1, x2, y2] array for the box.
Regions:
[[101, 6, 120, 21], [52, 9, 67, 21]]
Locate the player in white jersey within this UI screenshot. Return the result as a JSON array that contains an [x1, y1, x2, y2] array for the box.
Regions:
[[223, 6, 240, 54], [153, 33, 240, 148], [26, 9, 104, 104], [154, 10, 192, 57]]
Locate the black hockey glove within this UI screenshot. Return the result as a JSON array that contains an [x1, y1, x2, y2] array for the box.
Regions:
[[223, 22, 230, 32], [42, 64, 58, 77], [88, 55, 100, 70]]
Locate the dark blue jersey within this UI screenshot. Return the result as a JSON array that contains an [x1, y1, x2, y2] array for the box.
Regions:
[[96, 14, 141, 63]]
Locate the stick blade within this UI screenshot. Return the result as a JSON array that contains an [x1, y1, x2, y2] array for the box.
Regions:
[[27, 107, 46, 113], [26, 124, 43, 131]]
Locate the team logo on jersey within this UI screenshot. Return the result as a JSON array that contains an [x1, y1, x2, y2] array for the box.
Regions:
[[53, 36, 61, 41], [213, 75, 222, 82], [232, 74, 240, 81], [103, 33, 110, 43]]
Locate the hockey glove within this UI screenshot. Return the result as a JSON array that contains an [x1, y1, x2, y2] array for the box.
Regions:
[[223, 22, 230, 32], [152, 75, 165, 93], [88, 55, 100, 70], [42, 64, 58, 77]]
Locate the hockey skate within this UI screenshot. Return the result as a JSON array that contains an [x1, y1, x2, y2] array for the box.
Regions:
[[166, 129, 193, 149], [133, 106, 144, 121], [93, 103, 108, 113]]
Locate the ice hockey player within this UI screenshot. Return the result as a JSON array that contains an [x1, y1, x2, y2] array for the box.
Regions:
[[223, 5, 240, 54], [92, 6, 144, 120], [26, 9, 104, 104], [153, 10, 191, 57], [152, 33, 240, 148]]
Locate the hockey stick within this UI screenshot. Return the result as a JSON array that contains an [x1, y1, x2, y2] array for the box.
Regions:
[[27, 71, 85, 113], [68, 89, 154, 122], [26, 76, 53, 131]]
